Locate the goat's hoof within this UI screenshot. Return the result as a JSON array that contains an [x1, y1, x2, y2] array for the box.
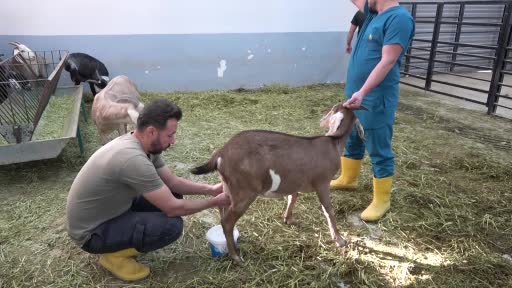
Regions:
[[335, 238, 347, 247], [232, 255, 245, 266], [283, 217, 296, 225]]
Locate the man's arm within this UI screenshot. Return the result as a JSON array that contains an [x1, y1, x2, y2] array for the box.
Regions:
[[143, 184, 229, 217], [344, 44, 403, 108], [346, 24, 357, 53], [157, 166, 221, 196], [351, 0, 365, 11]]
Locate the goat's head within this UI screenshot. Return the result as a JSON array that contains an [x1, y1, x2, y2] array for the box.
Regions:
[[320, 102, 366, 140], [9, 42, 35, 61], [98, 76, 109, 89], [126, 102, 145, 124], [86, 77, 109, 91]]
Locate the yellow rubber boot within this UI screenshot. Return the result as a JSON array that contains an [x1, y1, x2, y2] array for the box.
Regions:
[[330, 157, 363, 190], [99, 248, 150, 281], [361, 176, 392, 221]]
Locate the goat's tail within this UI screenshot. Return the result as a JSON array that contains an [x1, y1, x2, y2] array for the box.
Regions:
[[190, 152, 220, 175]]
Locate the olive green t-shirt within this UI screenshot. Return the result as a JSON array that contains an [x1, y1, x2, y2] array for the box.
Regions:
[[66, 133, 165, 246]]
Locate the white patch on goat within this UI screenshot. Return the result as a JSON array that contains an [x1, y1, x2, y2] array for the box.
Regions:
[[101, 76, 110, 82], [8, 79, 21, 90], [326, 112, 344, 136], [263, 169, 282, 198], [217, 59, 227, 78], [136, 102, 144, 112], [217, 157, 222, 169], [247, 54, 254, 60], [127, 108, 139, 124], [68, 59, 78, 70]]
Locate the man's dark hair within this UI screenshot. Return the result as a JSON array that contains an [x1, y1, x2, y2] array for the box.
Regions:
[[137, 99, 182, 130]]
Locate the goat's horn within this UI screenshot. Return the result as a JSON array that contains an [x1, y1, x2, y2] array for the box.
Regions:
[[85, 79, 101, 84], [8, 42, 19, 47]]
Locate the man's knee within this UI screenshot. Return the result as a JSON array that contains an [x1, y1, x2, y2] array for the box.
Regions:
[[164, 216, 184, 242], [138, 216, 184, 252]]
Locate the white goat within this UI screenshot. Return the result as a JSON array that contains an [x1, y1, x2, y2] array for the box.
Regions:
[[191, 103, 365, 264], [8, 42, 47, 78], [91, 75, 144, 144]]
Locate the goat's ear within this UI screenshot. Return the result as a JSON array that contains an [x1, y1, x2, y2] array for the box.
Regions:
[[127, 107, 139, 124], [326, 112, 344, 136], [319, 109, 333, 129], [355, 119, 365, 142]]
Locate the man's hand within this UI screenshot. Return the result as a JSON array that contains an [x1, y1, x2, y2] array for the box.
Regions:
[[346, 45, 352, 54], [214, 192, 231, 207], [208, 183, 223, 196], [344, 90, 365, 109]]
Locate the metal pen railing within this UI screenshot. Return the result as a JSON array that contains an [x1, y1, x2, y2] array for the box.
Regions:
[[400, 0, 512, 115]]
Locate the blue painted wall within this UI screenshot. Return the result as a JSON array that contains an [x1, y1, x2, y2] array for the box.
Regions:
[[0, 0, 358, 92], [0, 32, 349, 92]]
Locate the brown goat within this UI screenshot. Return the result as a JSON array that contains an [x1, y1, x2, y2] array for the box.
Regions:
[[191, 102, 365, 264]]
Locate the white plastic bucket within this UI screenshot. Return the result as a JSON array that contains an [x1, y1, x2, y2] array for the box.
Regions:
[[206, 225, 240, 257]]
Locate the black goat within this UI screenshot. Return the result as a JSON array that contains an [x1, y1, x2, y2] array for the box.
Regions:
[[64, 53, 109, 96]]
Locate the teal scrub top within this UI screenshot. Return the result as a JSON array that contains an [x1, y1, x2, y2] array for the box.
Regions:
[[345, 1, 415, 129]]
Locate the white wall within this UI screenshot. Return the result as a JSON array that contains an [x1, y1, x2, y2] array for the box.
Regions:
[[0, 0, 357, 35]]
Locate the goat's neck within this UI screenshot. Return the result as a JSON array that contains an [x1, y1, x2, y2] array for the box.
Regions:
[[334, 137, 345, 156], [324, 135, 345, 158]]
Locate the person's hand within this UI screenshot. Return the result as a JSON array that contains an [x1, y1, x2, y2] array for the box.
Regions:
[[346, 45, 352, 54], [344, 90, 365, 109], [208, 183, 223, 196], [214, 192, 231, 208]]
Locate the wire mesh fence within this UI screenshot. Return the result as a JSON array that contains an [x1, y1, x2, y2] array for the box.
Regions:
[[0, 50, 68, 143]]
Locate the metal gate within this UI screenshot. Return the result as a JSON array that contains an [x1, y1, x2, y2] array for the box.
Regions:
[[400, 0, 512, 115]]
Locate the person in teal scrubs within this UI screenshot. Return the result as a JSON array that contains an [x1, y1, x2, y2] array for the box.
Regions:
[[331, 0, 415, 221]]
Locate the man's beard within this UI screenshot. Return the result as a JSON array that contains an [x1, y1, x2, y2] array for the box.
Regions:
[[148, 139, 170, 154]]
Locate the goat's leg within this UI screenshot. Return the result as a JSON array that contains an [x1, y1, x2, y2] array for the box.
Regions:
[[283, 193, 299, 224], [117, 125, 123, 137], [217, 178, 229, 220], [89, 82, 97, 96], [221, 194, 256, 265], [316, 186, 346, 247], [216, 178, 229, 221], [99, 131, 109, 145], [117, 123, 128, 137]]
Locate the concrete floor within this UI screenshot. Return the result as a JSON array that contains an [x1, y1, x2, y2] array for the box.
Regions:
[[400, 71, 512, 119]]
